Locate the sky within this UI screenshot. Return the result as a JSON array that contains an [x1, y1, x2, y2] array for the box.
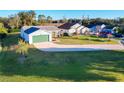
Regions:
[[0, 10, 124, 20]]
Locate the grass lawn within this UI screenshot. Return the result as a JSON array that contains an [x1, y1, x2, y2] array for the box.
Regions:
[[56, 35, 118, 45], [0, 32, 124, 82]]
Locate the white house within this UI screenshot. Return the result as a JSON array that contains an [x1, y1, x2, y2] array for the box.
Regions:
[[21, 26, 60, 44], [58, 22, 82, 35], [76, 26, 90, 35], [58, 22, 91, 35], [80, 27, 90, 35]]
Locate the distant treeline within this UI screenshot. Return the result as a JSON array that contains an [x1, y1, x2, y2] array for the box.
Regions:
[[0, 10, 124, 34]]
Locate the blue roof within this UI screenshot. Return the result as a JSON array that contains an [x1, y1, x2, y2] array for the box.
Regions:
[[24, 27, 40, 34]]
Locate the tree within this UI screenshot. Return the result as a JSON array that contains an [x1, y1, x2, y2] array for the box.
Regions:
[[0, 23, 7, 42], [82, 16, 90, 26], [18, 12, 27, 26], [38, 14, 46, 25], [27, 10, 36, 25], [0, 17, 9, 28], [62, 16, 68, 23], [8, 14, 20, 28], [116, 27, 124, 34], [47, 16, 52, 23], [18, 11, 36, 26]]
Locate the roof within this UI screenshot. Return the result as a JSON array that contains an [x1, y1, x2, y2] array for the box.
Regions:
[[24, 27, 40, 34], [87, 23, 107, 28], [39, 26, 60, 31], [23, 26, 60, 34], [58, 22, 81, 29], [40, 23, 63, 27]]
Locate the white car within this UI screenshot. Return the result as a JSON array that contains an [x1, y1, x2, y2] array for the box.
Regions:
[[120, 38, 124, 45]]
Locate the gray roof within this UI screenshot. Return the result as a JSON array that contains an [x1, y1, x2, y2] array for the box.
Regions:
[[23, 26, 60, 34], [39, 26, 60, 31]]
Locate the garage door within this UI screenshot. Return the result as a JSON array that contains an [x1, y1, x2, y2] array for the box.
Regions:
[[32, 35, 49, 43]]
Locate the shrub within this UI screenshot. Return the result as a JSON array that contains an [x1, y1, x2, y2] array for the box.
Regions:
[[10, 28, 20, 32], [16, 39, 29, 56], [63, 32, 69, 36]]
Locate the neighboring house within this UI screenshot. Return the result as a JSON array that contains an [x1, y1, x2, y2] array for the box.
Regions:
[[89, 25, 102, 32], [58, 22, 79, 35], [21, 26, 60, 44], [88, 24, 106, 33], [58, 22, 90, 35], [58, 22, 80, 34], [81, 27, 91, 35]]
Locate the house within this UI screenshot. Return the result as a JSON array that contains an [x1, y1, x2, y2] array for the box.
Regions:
[[21, 26, 60, 44], [68, 23, 82, 35], [58, 22, 90, 35], [76, 26, 91, 35], [88, 24, 106, 33]]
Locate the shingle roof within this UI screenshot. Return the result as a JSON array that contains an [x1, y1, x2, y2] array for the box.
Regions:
[[58, 22, 80, 29], [24, 27, 40, 34]]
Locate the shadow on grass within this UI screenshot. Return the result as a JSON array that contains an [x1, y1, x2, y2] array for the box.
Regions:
[[0, 48, 124, 82], [3, 32, 19, 47]]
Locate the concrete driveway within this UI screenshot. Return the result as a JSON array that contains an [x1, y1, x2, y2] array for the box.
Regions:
[[33, 42, 124, 52]]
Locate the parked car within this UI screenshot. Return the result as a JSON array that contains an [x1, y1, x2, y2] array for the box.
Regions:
[[99, 31, 111, 38], [113, 33, 123, 38], [120, 38, 124, 45]]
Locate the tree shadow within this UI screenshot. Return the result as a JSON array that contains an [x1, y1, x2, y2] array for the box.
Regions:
[[1, 48, 124, 81], [3, 32, 19, 47]]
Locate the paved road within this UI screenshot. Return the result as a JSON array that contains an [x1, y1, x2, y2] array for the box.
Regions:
[[34, 42, 124, 52]]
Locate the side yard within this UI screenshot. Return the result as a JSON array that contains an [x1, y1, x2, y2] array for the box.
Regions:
[[0, 32, 124, 81]]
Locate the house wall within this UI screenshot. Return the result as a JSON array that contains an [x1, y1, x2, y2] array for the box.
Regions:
[[20, 28, 24, 38], [29, 29, 52, 44], [20, 26, 30, 38], [23, 32, 29, 42], [77, 26, 85, 34], [68, 29, 76, 35]]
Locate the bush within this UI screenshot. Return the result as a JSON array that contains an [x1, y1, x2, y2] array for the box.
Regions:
[[0, 33, 7, 40], [12, 28, 20, 32], [16, 39, 29, 56], [63, 32, 69, 36]]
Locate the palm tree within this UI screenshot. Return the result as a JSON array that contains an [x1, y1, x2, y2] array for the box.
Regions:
[[16, 39, 29, 56], [16, 39, 29, 63]]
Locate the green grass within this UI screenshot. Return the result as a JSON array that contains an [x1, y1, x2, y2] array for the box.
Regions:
[[0, 32, 124, 82], [56, 35, 118, 45], [3, 32, 19, 46]]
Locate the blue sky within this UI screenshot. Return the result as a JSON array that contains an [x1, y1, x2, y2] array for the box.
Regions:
[[0, 10, 124, 19]]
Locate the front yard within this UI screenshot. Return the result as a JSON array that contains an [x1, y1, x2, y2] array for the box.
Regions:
[[0, 32, 124, 81], [56, 35, 118, 45]]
